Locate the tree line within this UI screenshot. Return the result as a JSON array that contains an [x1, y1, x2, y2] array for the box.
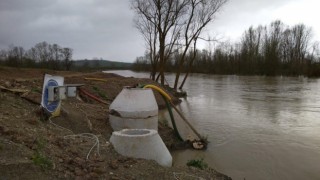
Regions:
[[133, 20, 320, 81], [0, 41, 73, 70]]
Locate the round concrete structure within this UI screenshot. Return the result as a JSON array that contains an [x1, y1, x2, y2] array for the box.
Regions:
[[109, 88, 158, 130], [110, 129, 172, 167]]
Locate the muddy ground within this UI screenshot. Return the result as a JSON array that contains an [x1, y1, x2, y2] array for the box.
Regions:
[[0, 66, 231, 180]]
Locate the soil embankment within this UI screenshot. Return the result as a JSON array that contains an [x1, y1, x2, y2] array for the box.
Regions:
[[0, 66, 231, 179]]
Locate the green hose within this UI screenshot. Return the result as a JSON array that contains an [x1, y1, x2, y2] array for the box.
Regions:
[[142, 84, 183, 141], [161, 94, 184, 141]]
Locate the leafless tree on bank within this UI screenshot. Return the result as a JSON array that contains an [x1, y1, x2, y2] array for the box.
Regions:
[[132, 0, 227, 89]]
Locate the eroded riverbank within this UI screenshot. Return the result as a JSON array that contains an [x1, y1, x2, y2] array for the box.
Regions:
[[0, 67, 231, 179]]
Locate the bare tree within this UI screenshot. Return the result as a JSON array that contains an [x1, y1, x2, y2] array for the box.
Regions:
[[134, 8, 159, 80], [60, 48, 73, 70], [132, 0, 189, 85], [174, 0, 227, 89], [132, 0, 227, 88], [49, 44, 62, 70]]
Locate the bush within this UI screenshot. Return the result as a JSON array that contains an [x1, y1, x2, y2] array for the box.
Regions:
[[186, 158, 208, 170]]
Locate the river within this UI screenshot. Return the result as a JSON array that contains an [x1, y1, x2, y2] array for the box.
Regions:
[[105, 70, 320, 180]]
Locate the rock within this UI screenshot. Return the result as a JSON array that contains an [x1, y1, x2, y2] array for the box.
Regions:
[[111, 175, 120, 180], [74, 157, 85, 166], [67, 158, 74, 165], [74, 167, 85, 176], [4, 81, 11, 88], [93, 167, 107, 174], [64, 170, 72, 178], [75, 176, 85, 180], [58, 158, 64, 163], [57, 166, 64, 172], [95, 157, 104, 162], [109, 160, 118, 170], [89, 172, 99, 178], [69, 148, 79, 156], [0, 126, 12, 135], [85, 174, 91, 179], [25, 119, 38, 125]]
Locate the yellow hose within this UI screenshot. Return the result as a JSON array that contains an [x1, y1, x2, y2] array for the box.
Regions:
[[143, 84, 172, 101], [84, 78, 108, 82]]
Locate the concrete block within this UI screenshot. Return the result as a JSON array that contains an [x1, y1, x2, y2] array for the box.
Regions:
[[109, 115, 158, 131], [109, 88, 158, 118], [110, 129, 172, 167], [109, 88, 158, 130]]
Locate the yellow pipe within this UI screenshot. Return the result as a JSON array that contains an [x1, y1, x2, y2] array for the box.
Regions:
[[84, 78, 108, 82], [143, 84, 172, 101]]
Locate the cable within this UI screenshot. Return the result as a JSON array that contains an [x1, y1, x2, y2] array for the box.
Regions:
[[63, 133, 100, 160]]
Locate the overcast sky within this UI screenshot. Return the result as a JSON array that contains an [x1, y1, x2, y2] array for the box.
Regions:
[[0, 0, 319, 62]]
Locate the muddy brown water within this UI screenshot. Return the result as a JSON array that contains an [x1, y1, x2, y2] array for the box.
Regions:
[[105, 70, 320, 180]]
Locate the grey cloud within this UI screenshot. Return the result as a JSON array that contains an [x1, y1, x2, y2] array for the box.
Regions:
[[0, 0, 143, 62], [0, 0, 312, 62]]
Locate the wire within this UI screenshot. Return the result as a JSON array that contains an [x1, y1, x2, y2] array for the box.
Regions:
[[63, 133, 100, 160], [48, 108, 100, 160], [48, 116, 74, 134]]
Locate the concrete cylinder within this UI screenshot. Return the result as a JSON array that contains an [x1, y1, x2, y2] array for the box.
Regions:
[[109, 88, 158, 130], [110, 129, 172, 167]]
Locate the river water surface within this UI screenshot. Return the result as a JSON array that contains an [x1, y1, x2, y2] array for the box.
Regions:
[[105, 70, 320, 180]]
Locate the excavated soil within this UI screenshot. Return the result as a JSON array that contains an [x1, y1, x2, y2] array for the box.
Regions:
[[0, 66, 231, 180]]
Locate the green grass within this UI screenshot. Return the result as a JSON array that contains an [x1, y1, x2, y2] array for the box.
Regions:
[[92, 86, 108, 100], [31, 88, 42, 93], [32, 152, 53, 170], [186, 158, 208, 170], [32, 138, 52, 170]]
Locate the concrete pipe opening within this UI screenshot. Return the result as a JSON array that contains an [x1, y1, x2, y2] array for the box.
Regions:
[[110, 129, 172, 167]]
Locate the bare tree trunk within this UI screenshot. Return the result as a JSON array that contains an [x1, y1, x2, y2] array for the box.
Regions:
[[179, 42, 197, 90], [173, 71, 181, 89], [179, 71, 188, 90]]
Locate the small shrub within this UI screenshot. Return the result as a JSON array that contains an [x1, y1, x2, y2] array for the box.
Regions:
[[31, 88, 41, 93], [92, 86, 99, 91], [32, 152, 53, 170], [186, 158, 208, 170], [32, 138, 52, 170], [92, 86, 108, 100]]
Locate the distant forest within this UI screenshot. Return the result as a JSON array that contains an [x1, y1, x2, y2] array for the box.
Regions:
[[0, 41, 73, 70], [133, 21, 320, 77], [0, 41, 132, 71]]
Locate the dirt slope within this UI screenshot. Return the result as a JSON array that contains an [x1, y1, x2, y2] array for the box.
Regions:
[[0, 66, 231, 180]]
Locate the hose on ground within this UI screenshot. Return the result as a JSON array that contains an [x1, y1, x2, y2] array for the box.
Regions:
[[79, 88, 108, 105], [143, 84, 208, 149], [143, 84, 183, 141]]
